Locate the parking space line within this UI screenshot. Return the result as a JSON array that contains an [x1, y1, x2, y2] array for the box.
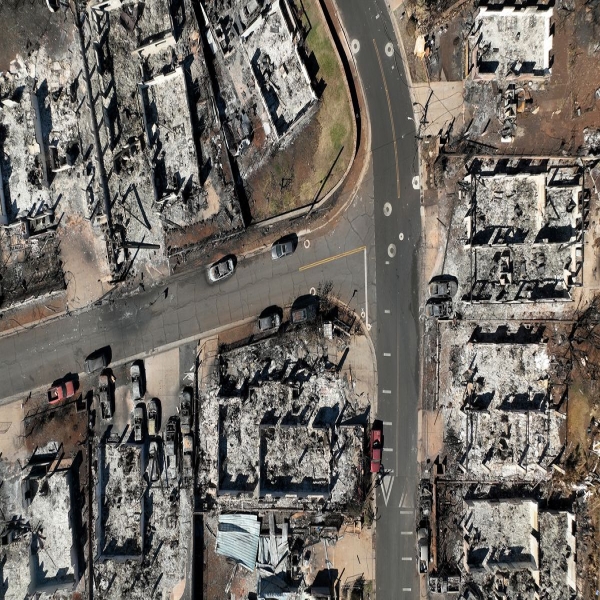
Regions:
[[399, 509, 413, 514], [401, 557, 412, 561], [383, 421, 392, 426], [401, 531, 412, 535]]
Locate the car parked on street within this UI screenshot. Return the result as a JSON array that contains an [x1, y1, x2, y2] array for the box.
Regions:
[[84, 348, 109, 373], [207, 256, 236, 282], [258, 306, 282, 332], [425, 298, 453, 319], [131, 361, 145, 400], [370, 427, 383, 473], [271, 235, 296, 260], [47, 380, 75, 405]]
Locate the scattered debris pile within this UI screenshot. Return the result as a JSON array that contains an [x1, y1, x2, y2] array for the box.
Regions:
[[0, 443, 80, 599], [450, 159, 588, 303], [199, 333, 367, 509], [200, 0, 317, 177]]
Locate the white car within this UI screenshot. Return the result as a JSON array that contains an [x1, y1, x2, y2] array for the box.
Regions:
[[207, 257, 235, 282]]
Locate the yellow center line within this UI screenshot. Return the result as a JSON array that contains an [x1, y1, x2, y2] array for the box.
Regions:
[[299, 245, 367, 271], [373, 39, 401, 199]]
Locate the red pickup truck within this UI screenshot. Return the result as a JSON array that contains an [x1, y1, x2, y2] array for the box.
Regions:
[[47, 381, 75, 405]]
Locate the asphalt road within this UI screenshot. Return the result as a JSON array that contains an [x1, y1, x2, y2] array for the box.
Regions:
[[336, 0, 421, 596], [0, 193, 376, 400]]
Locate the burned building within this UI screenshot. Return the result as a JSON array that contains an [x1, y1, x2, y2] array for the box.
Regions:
[[199, 334, 367, 508], [438, 322, 565, 480], [96, 443, 145, 561], [446, 498, 577, 599], [468, 3, 554, 80], [0, 445, 80, 599], [201, 0, 317, 175], [461, 162, 586, 303]]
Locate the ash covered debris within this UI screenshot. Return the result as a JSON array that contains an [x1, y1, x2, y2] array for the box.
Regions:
[[92, 439, 192, 599], [199, 0, 317, 177], [84, 0, 244, 274], [438, 321, 565, 480], [0, 443, 81, 599], [449, 159, 588, 304], [467, 3, 554, 81], [199, 332, 367, 509]]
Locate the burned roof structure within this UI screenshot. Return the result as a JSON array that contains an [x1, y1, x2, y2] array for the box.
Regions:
[[438, 322, 565, 480], [462, 161, 586, 303], [468, 3, 554, 80]]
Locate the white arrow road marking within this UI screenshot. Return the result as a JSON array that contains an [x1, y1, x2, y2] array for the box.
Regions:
[[380, 474, 394, 506]]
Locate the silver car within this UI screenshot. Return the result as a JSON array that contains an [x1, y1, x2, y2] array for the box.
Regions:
[[271, 239, 295, 260], [207, 257, 235, 282]]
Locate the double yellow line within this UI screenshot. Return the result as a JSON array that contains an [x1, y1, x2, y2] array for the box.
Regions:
[[299, 245, 366, 271]]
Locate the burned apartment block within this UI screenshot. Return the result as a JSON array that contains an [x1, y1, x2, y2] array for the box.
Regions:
[[429, 321, 577, 599], [461, 160, 587, 303], [200, 0, 317, 175], [467, 2, 554, 80], [437, 322, 565, 480], [199, 334, 368, 509]]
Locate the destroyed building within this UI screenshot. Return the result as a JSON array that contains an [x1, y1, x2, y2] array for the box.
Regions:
[[201, 0, 317, 176], [468, 3, 554, 80], [441, 497, 577, 599], [96, 443, 145, 561], [437, 322, 565, 480], [0, 444, 80, 599], [460, 161, 587, 303], [199, 333, 368, 509]]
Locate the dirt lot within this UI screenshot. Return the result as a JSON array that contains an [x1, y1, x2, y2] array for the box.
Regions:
[[246, 0, 353, 221]]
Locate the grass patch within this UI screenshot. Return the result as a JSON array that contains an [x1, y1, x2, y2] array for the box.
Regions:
[[247, 0, 353, 221]]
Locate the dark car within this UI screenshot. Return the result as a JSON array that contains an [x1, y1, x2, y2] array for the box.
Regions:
[[84, 349, 108, 374], [271, 237, 296, 260], [207, 256, 235, 282], [425, 298, 453, 319], [258, 307, 282, 332], [428, 277, 458, 298]]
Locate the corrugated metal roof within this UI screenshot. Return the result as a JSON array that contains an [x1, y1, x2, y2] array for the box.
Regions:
[[216, 514, 260, 571]]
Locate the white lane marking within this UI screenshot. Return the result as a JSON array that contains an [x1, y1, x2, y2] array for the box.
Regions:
[[382, 390, 391, 394], [383, 421, 392, 426], [383, 447, 393, 452], [401, 531, 412, 535], [401, 557, 412, 561], [380, 474, 394, 506], [403, 588, 412, 592], [363, 247, 371, 331], [384, 309, 391, 314], [400, 510, 413, 515], [385, 260, 389, 265], [383, 352, 391, 357]]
